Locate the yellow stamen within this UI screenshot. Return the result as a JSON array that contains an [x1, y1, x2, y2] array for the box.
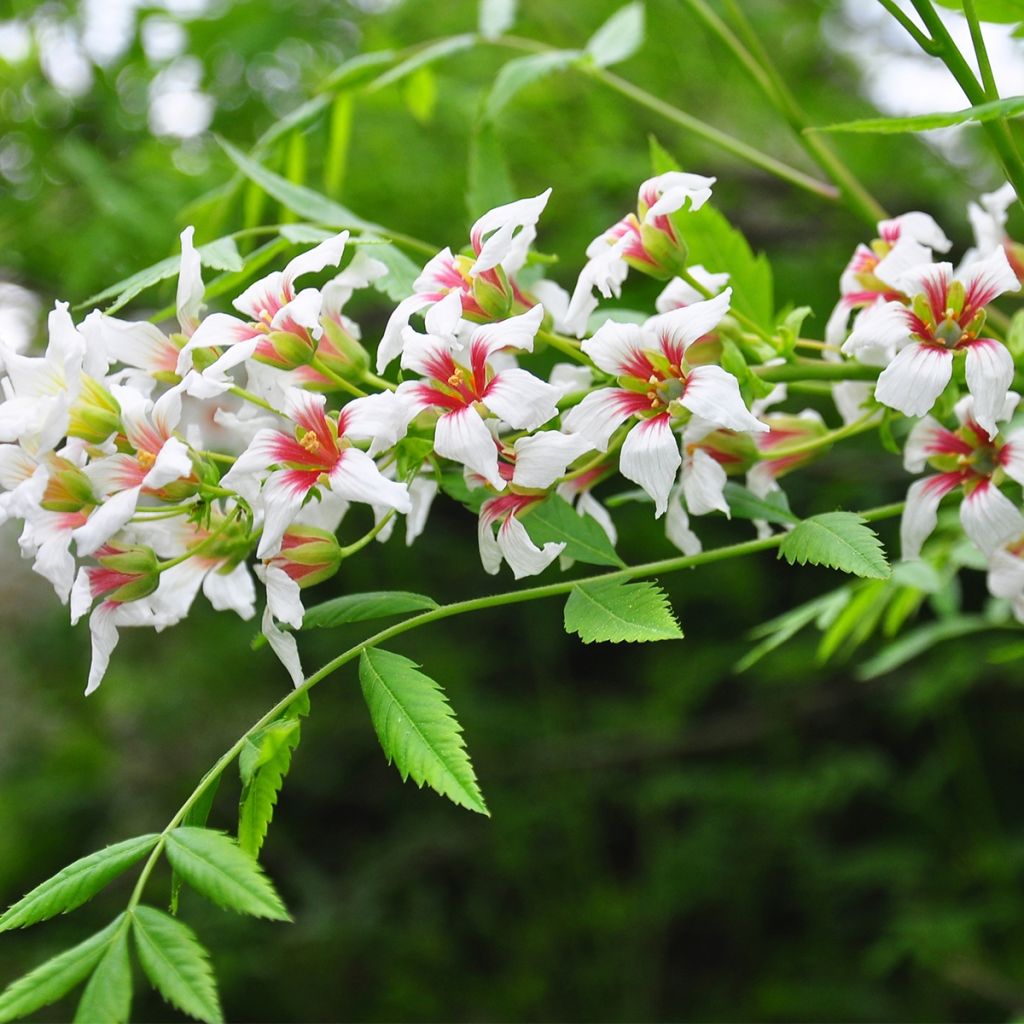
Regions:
[[447, 368, 466, 389], [300, 430, 321, 453], [137, 450, 156, 469]]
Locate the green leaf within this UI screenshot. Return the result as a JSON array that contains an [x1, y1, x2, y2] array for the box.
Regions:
[[856, 615, 997, 680], [367, 35, 477, 92], [318, 49, 397, 93], [357, 235, 422, 301], [278, 223, 333, 244], [483, 50, 579, 122], [721, 483, 799, 526], [523, 494, 625, 568], [479, 0, 517, 38], [219, 138, 373, 230], [0, 914, 125, 1023], [403, 65, 438, 123], [73, 929, 132, 1024], [678, 202, 774, 329], [171, 772, 223, 915], [467, 122, 516, 221], [302, 590, 439, 630], [132, 906, 223, 1024], [0, 834, 158, 932], [164, 828, 290, 921], [563, 578, 684, 644], [80, 237, 243, 314], [778, 511, 891, 579], [238, 717, 303, 858], [585, 2, 645, 68], [816, 579, 890, 662], [359, 648, 488, 815], [935, 0, 1024, 21], [648, 134, 680, 175], [809, 94, 1024, 134]]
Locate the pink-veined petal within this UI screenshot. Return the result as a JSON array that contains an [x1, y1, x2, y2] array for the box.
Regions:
[[469, 304, 544, 364], [1001, 429, 1024, 486], [82, 311, 178, 376], [964, 338, 1014, 439], [872, 236, 934, 290], [435, 407, 504, 490], [960, 246, 1021, 309], [875, 342, 953, 418], [495, 513, 564, 579], [512, 430, 593, 489], [879, 211, 952, 253], [683, 447, 729, 517], [400, 326, 458, 380], [681, 364, 768, 433], [581, 320, 653, 377], [271, 287, 324, 340], [482, 367, 560, 431], [258, 563, 305, 630], [903, 415, 960, 473], [619, 415, 680, 518], [562, 388, 647, 450], [328, 447, 411, 513], [960, 480, 1024, 554], [645, 287, 732, 358], [901, 474, 959, 560], [641, 171, 715, 220]]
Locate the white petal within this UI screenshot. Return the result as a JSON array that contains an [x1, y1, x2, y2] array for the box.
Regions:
[[73, 486, 142, 556], [261, 604, 304, 687], [512, 430, 593, 489], [258, 563, 305, 629], [960, 246, 1021, 305], [470, 189, 551, 275], [964, 338, 1014, 439], [960, 481, 1024, 554], [875, 343, 953, 418], [681, 364, 767, 433], [644, 288, 732, 354], [832, 380, 874, 426], [903, 416, 948, 473], [987, 545, 1024, 601], [423, 288, 462, 339], [30, 528, 77, 604], [581, 319, 651, 376], [176, 313, 255, 375], [378, 293, 434, 372], [548, 362, 593, 395], [405, 475, 437, 545], [141, 436, 193, 490], [434, 407, 503, 489], [901, 475, 957, 560], [271, 287, 324, 340], [641, 172, 715, 219], [483, 368, 559, 431], [203, 561, 257, 618], [82, 311, 177, 375], [841, 300, 911, 367], [282, 230, 349, 286], [496, 513, 563, 579], [1001, 431, 1024, 486], [176, 226, 204, 335], [619, 416, 681, 518], [84, 604, 120, 695], [665, 496, 702, 555], [255, 474, 310, 559], [329, 447, 412, 513], [872, 237, 934, 290], [340, 389, 411, 455], [561, 388, 640, 450], [880, 211, 952, 253], [683, 447, 729, 517], [655, 266, 730, 313], [469, 303, 544, 360]]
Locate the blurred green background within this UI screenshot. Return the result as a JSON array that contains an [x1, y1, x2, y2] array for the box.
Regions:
[[3, 0, 1024, 1020]]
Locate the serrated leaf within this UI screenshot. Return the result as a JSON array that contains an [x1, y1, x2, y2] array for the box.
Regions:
[[219, 138, 373, 230], [359, 648, 488, 815], [585, 2, 645, 67], [164, 828, 290, 921], [367, 35, 477, 92], [778, 511, 890, 579], [358, 235, 422, 301], [467, 122, 516, 221], [80, 238, 243, 314], [563, 578, 684, 643], [524, 494, 624, 568], [73, 929, 132, 1024], [721, 482, 799, 526], [302, 590, 439, 631], [132, 906, 222, 1024], [171, 772, 223, 915], [809, 94, 1024, 134], [0, 914, 125, 1023], [238, 719, 302, 858], [479, 0, 517, 38], [0, 834, 158, 932], [483, 50, 579, 122]]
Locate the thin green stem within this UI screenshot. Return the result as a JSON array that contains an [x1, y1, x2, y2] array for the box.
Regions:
[[678, 268, 776, 345], [686, 0, 888, 224], [361, 370, 397, 392], [875, 0, 940, 54], [198, 449, 237, 466], [157, 509, 241, 572], [753, 360, 879, 383], [310, 356, 368, 398], [230, 386, 282, 416], [492, 36, 839, 204], [339, 510, 396, 558], [962, 0, 999, 100], [757, 411, 878, 461], [537, 328, 595, 367]]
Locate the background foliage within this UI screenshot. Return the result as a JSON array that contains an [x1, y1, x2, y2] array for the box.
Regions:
[[2, 0, 1024, 1019]]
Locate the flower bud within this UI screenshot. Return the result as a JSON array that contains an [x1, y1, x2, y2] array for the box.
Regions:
[[471, 265, 514, 321], [755, 413, 827, 480], [41, 457, 97, 513], [89, 544, 161, 604], [254, 329, 318, 371], [313, 318, 370, 383], [269, 525, 342, 589], [68, 376, 121, 444]]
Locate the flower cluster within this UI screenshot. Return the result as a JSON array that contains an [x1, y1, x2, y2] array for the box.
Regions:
[[4, 172, 1023, 692]]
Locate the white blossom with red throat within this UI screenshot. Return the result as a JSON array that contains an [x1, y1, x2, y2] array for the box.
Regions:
[[222, 387, 411, 559], [477, 493, 564, 579], [563, 288, 766, 516]]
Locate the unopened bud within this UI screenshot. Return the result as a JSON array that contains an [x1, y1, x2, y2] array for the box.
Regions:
[[254, 329, 317, 371], [270, 525, 342, 589], [68, 376, 121, 444], [471, 265, 514, 320], [41, 457, 97, 513]]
